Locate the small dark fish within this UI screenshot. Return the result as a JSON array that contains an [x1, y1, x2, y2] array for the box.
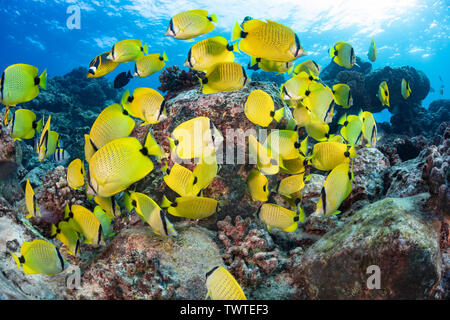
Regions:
[[114, 71, 133, 89], [439, 75, 443, 82]]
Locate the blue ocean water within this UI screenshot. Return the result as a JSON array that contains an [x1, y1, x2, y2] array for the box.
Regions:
[[1, 0, 449, 122]]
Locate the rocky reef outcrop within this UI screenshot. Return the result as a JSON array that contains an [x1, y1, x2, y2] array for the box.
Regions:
[[0, 65, 448, 300], [294, 194, 442, 299]]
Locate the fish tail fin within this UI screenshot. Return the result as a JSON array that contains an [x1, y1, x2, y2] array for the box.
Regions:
[[273, 108, 284, 123], [10, 253, 21, 270], [142, 43, 148, 54], [231, 22, 242, 41], [121, 89, 131, 107], [288, 65, 295, 75], [35, 117, 43, 135], [209, 13, 218, 23], [162, 51, 169, 62], [161, 195, 172, 208], [329, 47, 336, 58], [338, 113, 347, 126], [39, 69, 47, 90], [168, 137, 176, 152]]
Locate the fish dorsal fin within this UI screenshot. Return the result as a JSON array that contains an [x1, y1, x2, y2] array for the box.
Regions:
[[242, 19, 265, 32], [187, 9, 209, 17]]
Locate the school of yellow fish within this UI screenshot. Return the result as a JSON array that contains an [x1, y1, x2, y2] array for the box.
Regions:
[[0, 10, 412, 300]]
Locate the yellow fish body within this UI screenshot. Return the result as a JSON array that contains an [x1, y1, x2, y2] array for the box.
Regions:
[[192, 154, 218, 195], [332, 83, 353, 109], [200, 62, 249, 94], [94, 195, 120, 219], [87, 51, 119, 78], [248, 134, 279, 175], [134, 52, 168, 78], [185, 36, 238, 72], [11, 239, 67, 275], [310, 141, 356, 171], [170, 117, 223, 160], [265, 130, 301, 161], [165, 10, 218, 40], [302, 81, 335, 124], [84, 134, 96, 163], [329, 41, 356, 69], [66, 204, 104, 245], [277, 173, 305, 197], [291, 60, 321, 77], [0, 64, 47, 106], [248, 57, 293, 74], [280, 72, 314, 101], [25, 179, 40, 219], [164, 163, 195, 196], [88, 104, 135, 156], [244, 89, 276, 127], [51, 221, 80, 257], [258, 203, 302, 232], [129, 192, 177, 237], [9, 109, 42, 141], [232, 19, 306, 62], [107, 39, 148, 63], [247, 169, 269, 202], [401, 78, 411, 99], [292, 101, 312, 128], [338, 114, 363, 146], [377, 81, 390, 107], [305, 114, 330, 142], [121, 88, 166, 125], [88, 137, 154, 197], [368, 38, 377, 62], [162, 195, 218, 219], [67, 158, 85, 190], [315, 162, 353, 216], [360, 111, 377, 147], [37, 115, 59, 162], [206, 266, 246, 300], [93, 206, 115, 238]]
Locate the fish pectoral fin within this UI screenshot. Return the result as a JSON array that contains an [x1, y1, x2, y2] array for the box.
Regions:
[[266, 225, 272, 233]]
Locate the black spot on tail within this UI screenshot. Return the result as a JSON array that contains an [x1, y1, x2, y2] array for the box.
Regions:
[[127, 95, 134, 103], [241, 31, 248, 38], [226, 44, 234, 51], [140, 147, 149, 156], [294, 216, 299, 222], [19, 256, 25, 264], [34, 77, 40, 86]]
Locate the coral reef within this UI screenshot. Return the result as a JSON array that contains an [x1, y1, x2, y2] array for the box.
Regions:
[[0, 122, 19, 180], [321, 56, 372, 81], [217, 216, 280, 286], [68, 225, 223, 300], [158, 66, 206, 100], [294, 194, 442, 299]]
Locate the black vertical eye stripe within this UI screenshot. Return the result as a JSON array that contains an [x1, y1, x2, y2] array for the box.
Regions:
[[55, 247, 65, 271], [0, 72, 5, 101], [169, 19, 175, 34], [160, 211, 168, 236], [187, 49, 193, 67], [321, 187, 327, 215], [97, 225, 103, 245]]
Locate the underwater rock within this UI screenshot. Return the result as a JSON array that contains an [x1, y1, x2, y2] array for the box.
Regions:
[[390, 99, 449, 137], [0, 123, 19, 181], [217, 216, 280, 287], [68, 225, 223, 300], [158, 65, 206, 100], [0, 204, 71, 299], [340, 147, 390, 213], [294, 194, 442, 299], [146, 81, 287, 222], [422, 127, 450, 217], [321, 56, 372, 81], [364, 65, 430, 114], [300, 174, 325, 215], [18, 166, 89, 236], [23, 67, 122, 113]]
